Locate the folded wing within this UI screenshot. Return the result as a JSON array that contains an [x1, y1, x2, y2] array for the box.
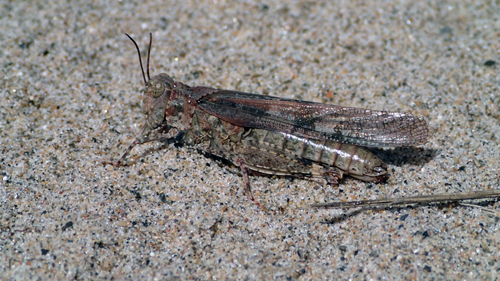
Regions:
[[198, 90, 431, 147]]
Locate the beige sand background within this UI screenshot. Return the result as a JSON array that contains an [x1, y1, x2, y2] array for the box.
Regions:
[[1, 0, 499, 279]]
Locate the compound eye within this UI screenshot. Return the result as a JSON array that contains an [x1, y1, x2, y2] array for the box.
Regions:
[[149, 81, 165, 98]]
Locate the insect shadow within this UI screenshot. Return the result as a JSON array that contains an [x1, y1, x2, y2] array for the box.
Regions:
[[368, 147, 437, 167]]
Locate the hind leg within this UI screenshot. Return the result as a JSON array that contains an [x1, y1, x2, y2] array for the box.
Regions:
[[232, 144, 346, 191]]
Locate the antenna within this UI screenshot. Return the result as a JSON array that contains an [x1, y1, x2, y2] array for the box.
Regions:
[[147, 33, 152, 81], [125, 33, 147, 85]]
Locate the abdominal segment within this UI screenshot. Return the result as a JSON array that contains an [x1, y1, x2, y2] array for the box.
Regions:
[[235, 128, 387, 183], [186, 111, 387, 184]]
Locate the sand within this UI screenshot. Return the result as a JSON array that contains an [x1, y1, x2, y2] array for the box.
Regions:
[[1, 0, 499, 279]]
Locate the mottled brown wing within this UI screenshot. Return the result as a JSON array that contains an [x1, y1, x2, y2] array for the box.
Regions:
[[197, 90, 431, 147]]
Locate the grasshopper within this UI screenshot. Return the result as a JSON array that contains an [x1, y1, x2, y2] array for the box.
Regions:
[[106, 34, 432, 207]]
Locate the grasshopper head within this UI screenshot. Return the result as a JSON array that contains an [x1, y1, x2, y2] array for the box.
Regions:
[[125, 34, 176, 130], [143, 73, 175, 129]]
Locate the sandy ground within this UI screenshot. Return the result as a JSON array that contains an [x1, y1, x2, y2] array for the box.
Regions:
[[1, 0, 499, 279]]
